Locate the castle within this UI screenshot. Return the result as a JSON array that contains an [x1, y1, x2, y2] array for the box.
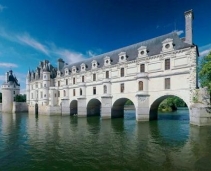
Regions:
[[25, 10, 208, 125]]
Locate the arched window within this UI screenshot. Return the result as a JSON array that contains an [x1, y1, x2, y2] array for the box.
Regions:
[[80, 88, 82, 95], [139, 81, 143, 91], [104, 85, 107, 94], [64, 90, 66, 97]]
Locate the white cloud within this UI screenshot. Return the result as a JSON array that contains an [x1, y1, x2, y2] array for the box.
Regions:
[[0, 62, 18, 68], [199, 43, 211, 57], [0, 4, 6, 12], [17, 34, 49, 56], [54, 48, 85, 64], [176, 30, 184, 36], [0, 75, 4, 81]]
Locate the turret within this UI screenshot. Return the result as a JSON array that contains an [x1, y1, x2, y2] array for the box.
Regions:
[[57, 58, 65, 71], [42, 63, 51, 105]]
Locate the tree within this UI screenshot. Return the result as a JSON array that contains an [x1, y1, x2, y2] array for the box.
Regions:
[[199, 51, 211, 91], [14, 94, 26, 102]]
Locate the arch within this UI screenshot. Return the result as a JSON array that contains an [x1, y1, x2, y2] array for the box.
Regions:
[[87, 98, 101, 117], [112, 98, 135, 118], [70, 100, 78, 115], [149, 95, 189, 120]]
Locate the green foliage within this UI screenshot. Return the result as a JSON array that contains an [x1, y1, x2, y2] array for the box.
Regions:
[[199, 51, 211, 91], [0, 93, 2, 103], [14, 94, 26, 102], [158, 96, 186, 112], [125, 100, 134, 105]]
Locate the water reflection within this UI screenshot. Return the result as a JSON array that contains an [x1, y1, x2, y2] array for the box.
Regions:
[[1, 110, 211, 170]]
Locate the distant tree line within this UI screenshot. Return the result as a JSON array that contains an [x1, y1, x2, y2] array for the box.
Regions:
[[14, 94, 26, 102]]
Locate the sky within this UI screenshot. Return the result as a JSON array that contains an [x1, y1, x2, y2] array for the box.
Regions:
[[0, 0, 211, 93]]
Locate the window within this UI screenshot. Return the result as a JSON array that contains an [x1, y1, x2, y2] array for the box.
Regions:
[[165, 59, 170, 70], [14, 91, 15, 95], [140, 64, 145, 72], [58, 91, 60, 97], [66, 79, 68, 85], [120, 83, 124, 93], [36, 83, 38, 88], [73, 78, 75, 84], [139, 81, 143, 91], [58, 81, 60, 87], [165, 78, 170, 89], [106, 71, 109, 78], [44, 94, 46, 97], [93, 87, 96, 95], [121, 68, 124, 77], [80, 88, 82, 95], [41, 92, 43, 98], [73, 89, 75, 96], [31, 93, 33, 99], [82, 76, 84, 82], [63, 90, 66, 97], [44, 84, 46, 87], [93, 74, 96, 81], [55, 93, 56, 97], [104, 85, 107, 94]]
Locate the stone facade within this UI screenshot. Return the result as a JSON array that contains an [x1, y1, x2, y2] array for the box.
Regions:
[[26, 10, 210, 126]]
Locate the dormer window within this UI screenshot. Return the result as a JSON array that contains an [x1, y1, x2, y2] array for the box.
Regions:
[[162, 38, 174, 52], [72, 66, 77, 74], [104, 56, 111, 66], [118, 52, 127, 63], [138, 46, 148, 58], [80, 63, 86, 72], [65, 68, 69, 75], [57, 71, 61, 77], [92, 60, 98, 69]]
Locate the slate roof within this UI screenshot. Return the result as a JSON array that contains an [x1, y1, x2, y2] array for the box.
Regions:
[[63, 31, 192, 72]]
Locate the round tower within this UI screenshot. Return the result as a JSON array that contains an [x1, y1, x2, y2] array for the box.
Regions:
[[42, 63, 50, 105], [1, 70, 20, 113]]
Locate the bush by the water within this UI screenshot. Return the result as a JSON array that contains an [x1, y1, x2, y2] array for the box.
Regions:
[[14, 94, 26, 102]]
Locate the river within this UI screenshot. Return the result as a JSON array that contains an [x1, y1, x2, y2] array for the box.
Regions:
[[0, 109, 211, 171]]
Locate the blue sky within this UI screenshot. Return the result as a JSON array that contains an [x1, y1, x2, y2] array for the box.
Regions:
[[0, 0, 211, 93]]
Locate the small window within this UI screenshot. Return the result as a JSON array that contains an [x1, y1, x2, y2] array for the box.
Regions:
[[14, 91, 15, 95], [44, 75, 46, 78], [82, 76, 84, 82], [63, 90, 66, 97], [140, 64, 145, 72], [31, 93, 33, 99], [58, 91, 60, 97], [44, 94, 46, 97], [139, 81, 143, 91], [73, 89, 76, 96], [165, 78, 170, 89], [80, 88, 82, 95], [165, 59, 170, 70], [44, 84, 46, 87], [121, 68, 124, 77], [93, 74, 96, 81], [66, 79, 68, 85], [73, 77, 75, 84], [55, 93, 56, 97], [120, 83, 124, 93], [93, 87, 96, 95], [41, 92, 43, 98], [104, 85, 107, 94], [165, 44, 170, 49], [106, 71, 109, 78], [58, 81, 60, 87]]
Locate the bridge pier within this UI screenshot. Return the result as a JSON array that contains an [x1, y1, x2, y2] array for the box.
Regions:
[[101, 96, 112, 119], [77, 97, 87, 117], [61, 99, 70, 115], [136, 94, 150, 121]]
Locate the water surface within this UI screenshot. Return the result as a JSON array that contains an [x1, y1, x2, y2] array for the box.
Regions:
[[0, 109, 211, 171]]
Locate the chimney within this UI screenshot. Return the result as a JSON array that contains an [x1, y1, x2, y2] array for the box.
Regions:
[[184, 9, 194, 44]]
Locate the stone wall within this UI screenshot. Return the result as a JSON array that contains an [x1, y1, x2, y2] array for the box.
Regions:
[[12, 102, 28, 113]]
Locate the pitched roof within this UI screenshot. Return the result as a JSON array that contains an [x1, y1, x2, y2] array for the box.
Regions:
[[63, 31, 192, 72]]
